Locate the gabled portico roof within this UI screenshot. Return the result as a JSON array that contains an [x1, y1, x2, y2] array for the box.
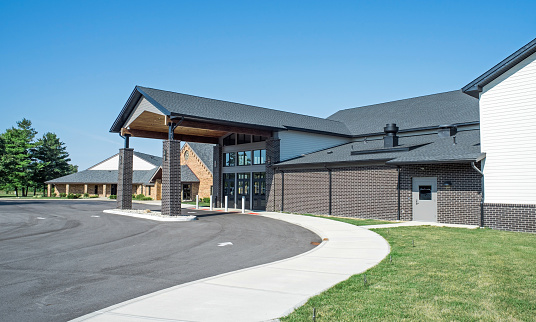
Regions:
[[110, 86, 352, 142]]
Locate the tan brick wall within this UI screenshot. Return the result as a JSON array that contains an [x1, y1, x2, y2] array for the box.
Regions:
[[181, 144, 213, 198]]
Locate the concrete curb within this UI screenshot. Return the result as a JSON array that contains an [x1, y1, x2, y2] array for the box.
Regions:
[[71, 210, 390, 322], [102, 209, 197, 222]]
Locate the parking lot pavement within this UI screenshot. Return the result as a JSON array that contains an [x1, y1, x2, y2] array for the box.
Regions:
[[0, 200, 320, 322]]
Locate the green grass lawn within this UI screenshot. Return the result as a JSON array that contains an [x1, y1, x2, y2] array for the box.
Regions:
[[183, 201, 211, 207], [283, 223, 536, 321], [300, 213, 395, 226]]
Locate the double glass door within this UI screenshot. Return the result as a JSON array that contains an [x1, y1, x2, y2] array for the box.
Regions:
[[223, 173, 235, 208], [252, 172, 266, 210], [223, 172, 266, 210], [237, 173, 250, 209]]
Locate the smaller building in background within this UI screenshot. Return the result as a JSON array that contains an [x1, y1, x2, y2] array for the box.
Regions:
[[46, 143, 213, 201]]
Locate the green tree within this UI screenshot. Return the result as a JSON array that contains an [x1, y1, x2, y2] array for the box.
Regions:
[[0, 119, 37, 196], [0, 135, 5, 186], [31, 132, 76, 195]]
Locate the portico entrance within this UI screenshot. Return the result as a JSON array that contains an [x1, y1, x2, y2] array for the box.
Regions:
[[110, 86, 275, 214]]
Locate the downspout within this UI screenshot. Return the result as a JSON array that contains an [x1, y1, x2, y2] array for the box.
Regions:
[[281, 170, 284, 212], [397, 166, 401, 221], [328, 167, 332, 216], [471, 161, 484, 228]]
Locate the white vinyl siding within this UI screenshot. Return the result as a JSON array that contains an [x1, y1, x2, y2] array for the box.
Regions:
[[480, 51, 536, 204], [89, 155, 157, 171], [278, 130, 349, 161], [125, 97, 164, 128]]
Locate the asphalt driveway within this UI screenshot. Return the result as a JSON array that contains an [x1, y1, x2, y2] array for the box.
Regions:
[[0, 200, 320, 322]]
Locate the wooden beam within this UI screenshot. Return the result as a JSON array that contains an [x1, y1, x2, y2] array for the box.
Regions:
[[163, 116, 272, 137], [122, 128, 219, 144], [180, 120, 272, 137]]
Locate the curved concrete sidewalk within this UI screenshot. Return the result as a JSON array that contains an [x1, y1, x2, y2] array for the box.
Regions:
[[72, 211, 390, 322]]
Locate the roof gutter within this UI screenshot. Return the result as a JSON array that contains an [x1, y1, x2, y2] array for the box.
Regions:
[[462, 37, 536, 98]]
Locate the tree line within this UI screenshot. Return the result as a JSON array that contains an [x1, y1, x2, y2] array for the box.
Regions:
[[0, 119, 77, 197]]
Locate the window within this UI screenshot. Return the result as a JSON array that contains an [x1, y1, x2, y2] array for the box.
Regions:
[[253, 149, 266, 164], [184, 150, 189, 160], [419, 186, 432, 200], [223, 134, 236, 146], [94, 185, 98, 195], [148, 186, 151, 195], [252, 135, 267, 142], [238, 151, 251, 166], [224, 152, 236, 167], [237, 134, 251, 144]]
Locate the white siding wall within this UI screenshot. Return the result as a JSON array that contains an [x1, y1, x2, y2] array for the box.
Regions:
[[278, 130, 349, 161], [480, 51, 536, 204], [125, 97, 163, 128], [89, 155, 157, 171]]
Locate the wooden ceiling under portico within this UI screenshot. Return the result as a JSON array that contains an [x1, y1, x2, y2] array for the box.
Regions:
[[121, 111, 272, 144]]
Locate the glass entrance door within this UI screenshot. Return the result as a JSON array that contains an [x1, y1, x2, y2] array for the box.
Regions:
[[237, 173, 250, 209], [252, 172, 266, 210], [223, 173, 236, 208]]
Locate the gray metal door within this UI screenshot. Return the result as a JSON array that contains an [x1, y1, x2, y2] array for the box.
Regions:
[[412, 177, 437, 222]]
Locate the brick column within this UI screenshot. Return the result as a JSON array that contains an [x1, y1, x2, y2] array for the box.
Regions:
[[47, 184, 51, 197], [103, 184, 107, 197], [265, 137, 280, 212], [66, 184, 70, 195], [84, 184, 88, 195], [162, 140, 181, 216], [212, 144, 222, 207], [117, 148, 134, 209]]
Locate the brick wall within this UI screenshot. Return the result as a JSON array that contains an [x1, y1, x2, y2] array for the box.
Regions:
[[399, 163, 482, 225], [271, 163, 482, 225], [117, 148, 133, 209], [213, 145, 222, 207], [181, 144, 213, 198], [162, 140, 181, 216], [484, 204, 536, 233], [332, 166, 399, 220], [265, 138, 280, 211]]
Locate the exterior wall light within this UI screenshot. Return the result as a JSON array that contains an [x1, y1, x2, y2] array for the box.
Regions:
[[442, 181, 453, 188]]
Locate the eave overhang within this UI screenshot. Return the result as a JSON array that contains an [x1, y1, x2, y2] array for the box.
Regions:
[[462, 37, 536, 98]]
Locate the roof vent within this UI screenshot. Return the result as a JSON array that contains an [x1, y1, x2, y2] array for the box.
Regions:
[[383, 123, 399, 148], [438, 125, 457, 138]]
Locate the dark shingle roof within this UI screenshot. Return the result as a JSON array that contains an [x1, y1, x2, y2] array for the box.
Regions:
[[327, 90, 479, 137], [47, 151, 199, 184], [275, 129, 481, 167], [130, 86, 351, 136], [134, 151, 162, 167], [148, 165, 200, 183], [180, 165, 199, 182], [462, 37, 536, 98], [47, 165, 200, 184], [187, 142, 214, 173], [47, 169, 157, 184]]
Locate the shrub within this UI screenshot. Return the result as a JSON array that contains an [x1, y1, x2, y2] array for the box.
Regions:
[[67, 193, 81, 199], [109, 195, 117, 199], [142, 196, 152, 200], [202, 197, 210, 203], [89, 195, 99, 198], [135, 194, 146, 200], [83, 193, 89, 198], [59, 193, 67, 198]]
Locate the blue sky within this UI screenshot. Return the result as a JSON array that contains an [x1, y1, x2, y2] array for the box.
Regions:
[[1, 1, 535, 170]]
